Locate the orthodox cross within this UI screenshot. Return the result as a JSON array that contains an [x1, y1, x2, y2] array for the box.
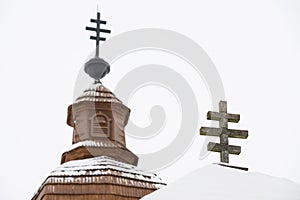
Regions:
[[200, 101, 248, 164], [86, 12, 111, 57]]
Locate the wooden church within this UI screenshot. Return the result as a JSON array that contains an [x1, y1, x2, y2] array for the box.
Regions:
[[32, 11, 166, 200]]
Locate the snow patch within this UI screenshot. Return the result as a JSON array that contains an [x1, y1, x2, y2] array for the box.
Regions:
[[142, 164, 300, 200], [65, 140, 122, 152]]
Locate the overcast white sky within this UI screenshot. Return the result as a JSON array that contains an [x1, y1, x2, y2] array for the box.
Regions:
[[0, 0, 300, 199]]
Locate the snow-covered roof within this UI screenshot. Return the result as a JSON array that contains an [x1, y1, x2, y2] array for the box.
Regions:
[[142, 164, 300, 200], [75, 83, 122, 103], [32, 156, 166, 199], [47, 156, 165, 187]]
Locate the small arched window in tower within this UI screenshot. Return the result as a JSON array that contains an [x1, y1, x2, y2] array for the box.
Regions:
[[90, 112, 111, 137]]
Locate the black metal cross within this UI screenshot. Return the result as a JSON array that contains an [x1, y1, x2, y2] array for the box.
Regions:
[[200, 101, 248, 164], [86, 12, 111, 57]]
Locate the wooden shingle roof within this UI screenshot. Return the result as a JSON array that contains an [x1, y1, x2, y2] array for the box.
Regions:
[[32, 156, 166, 200]]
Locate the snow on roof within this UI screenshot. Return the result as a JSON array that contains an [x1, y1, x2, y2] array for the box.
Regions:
[[32, 156, 166, 198], [49, 156, 165, 187], [142, 164, 300, 200], [75, 83, 122, 103], [65, 140, 124, 152]]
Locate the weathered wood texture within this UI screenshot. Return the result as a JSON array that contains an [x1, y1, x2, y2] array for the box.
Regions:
[[200, 101, 248, 164], [33, 183, 156, 200], [207, 142, 241, 155], [207, 112, 240, 123], [200, 127, 248, 139]]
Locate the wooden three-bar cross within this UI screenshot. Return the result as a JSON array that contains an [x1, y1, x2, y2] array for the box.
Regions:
[[200, 101, 248, 164]]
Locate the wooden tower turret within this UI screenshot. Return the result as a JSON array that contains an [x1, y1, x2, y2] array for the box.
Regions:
[[61, 83, 138, 166], [32, 11, 165, 200]]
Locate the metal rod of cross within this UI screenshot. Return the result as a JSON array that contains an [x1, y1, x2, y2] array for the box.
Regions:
[[86, 12, 111, 57], [200, 101, 248, 164]]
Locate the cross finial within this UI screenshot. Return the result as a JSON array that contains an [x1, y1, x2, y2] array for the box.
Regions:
[[200, 100, 249, 170], [86, 11, 111, 57], [84, 10, 111, 83]]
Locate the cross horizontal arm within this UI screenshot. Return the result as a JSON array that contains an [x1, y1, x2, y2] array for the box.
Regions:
[[90, 36, 106, 41], [207, 142, 241, 155], [200, 127, 220, 137], [200, 127, 248, 139], [90, 19, 107, 24], [86, 27, 111, 34], [228, 129, 248, 139], [99, 28, 111, 33], [86, 27, 97, 31], [207, 111, 240, 123]]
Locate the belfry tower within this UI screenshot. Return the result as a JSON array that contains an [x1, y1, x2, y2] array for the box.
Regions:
[[32, 11, 165, 200], [62, 82, 138, 166]]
